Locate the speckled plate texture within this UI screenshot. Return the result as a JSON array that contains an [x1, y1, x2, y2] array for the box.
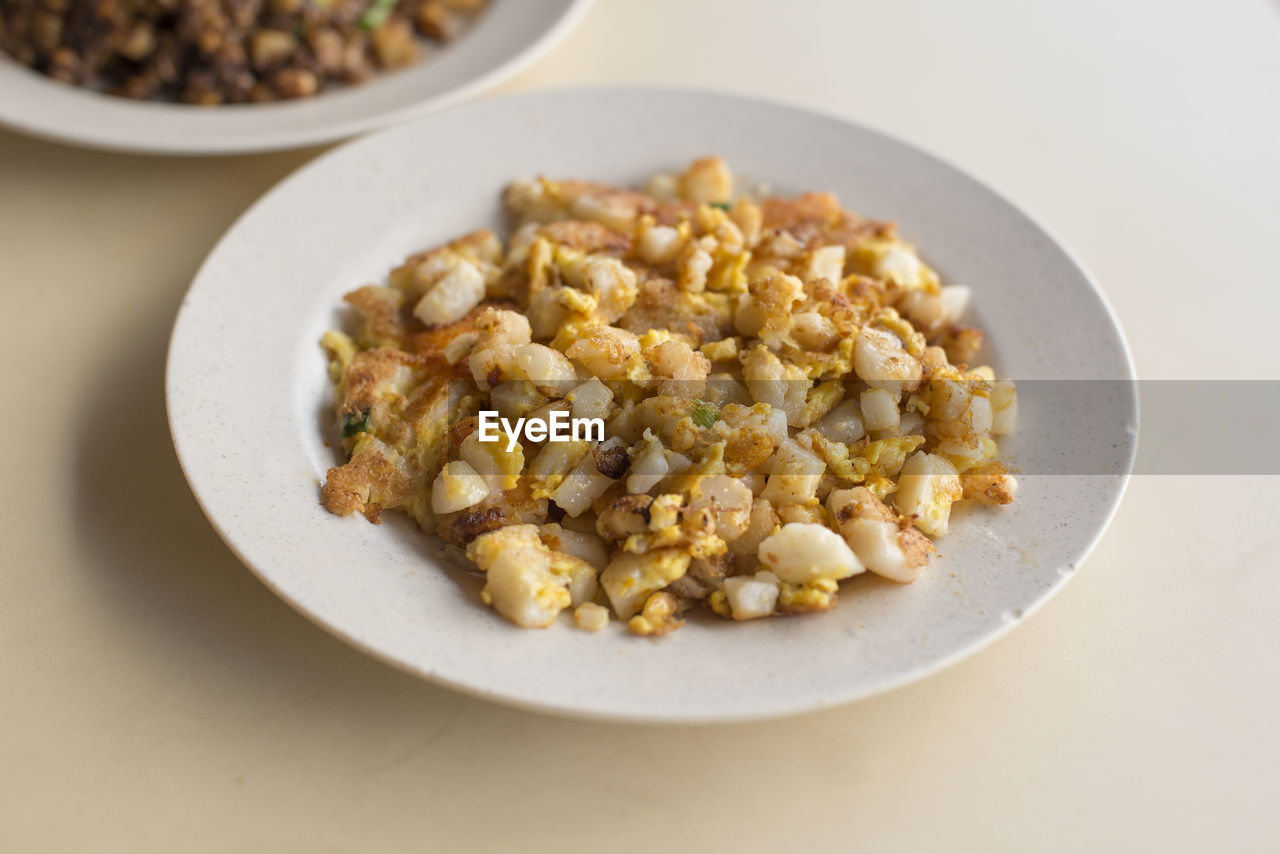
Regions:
[[0, 0, 592, 154], [166, 88, 1137, 722]]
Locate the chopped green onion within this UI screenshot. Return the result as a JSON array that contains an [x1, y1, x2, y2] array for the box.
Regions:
[[708, 201, 731, 211], [342, 409, 372, 438], [690, 399, 720, 428], [359, 0, 398, 30]]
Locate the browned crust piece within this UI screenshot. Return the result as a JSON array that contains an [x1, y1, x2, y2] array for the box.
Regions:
[[961, 460, 1016, 506], [539, 221, 633, 255], [321, 445, 412, 524], [618, 277, 732, 344], [344, 285, 407, 346], [437, 483, 549, 546], [339, 348, 430, 421]]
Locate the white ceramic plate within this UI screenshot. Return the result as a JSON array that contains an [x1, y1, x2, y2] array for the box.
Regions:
[[167, 88, 1137, 722], [0, 0, 591, 154]]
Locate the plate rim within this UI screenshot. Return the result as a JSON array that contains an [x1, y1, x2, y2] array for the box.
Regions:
[[166, 85, 1139, 723], [0, 0, 594, 155]]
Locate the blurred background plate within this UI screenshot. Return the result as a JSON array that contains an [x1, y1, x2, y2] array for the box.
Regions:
[[0, 0, 592, 155], [166, 88, 1137, 722]]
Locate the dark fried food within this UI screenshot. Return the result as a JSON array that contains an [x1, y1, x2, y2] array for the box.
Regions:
[[0, 0, 487, 104]]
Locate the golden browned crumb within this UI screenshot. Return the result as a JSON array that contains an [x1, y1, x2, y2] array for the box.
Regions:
[[539, 221, 633, 254], [942, 326, 984, 367], [322, 443, 413, 523], [961, 460, 1018, 506]]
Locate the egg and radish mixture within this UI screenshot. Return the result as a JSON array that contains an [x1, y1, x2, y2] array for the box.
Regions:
[[320, 157, 1018, 635]]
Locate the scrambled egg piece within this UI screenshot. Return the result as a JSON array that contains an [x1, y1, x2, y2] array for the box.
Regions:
[[467, 525, 595, 628], [321, 157, 1018, 634]]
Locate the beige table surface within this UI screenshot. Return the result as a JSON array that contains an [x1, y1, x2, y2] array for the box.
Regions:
[[3, 1, 1278, 851]]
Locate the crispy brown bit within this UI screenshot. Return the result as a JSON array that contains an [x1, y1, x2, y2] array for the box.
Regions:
[[449, 416, 480, 448], [942, 326, 983, 367], [821, 214, 897, 248], [961, 460, 1017, 506], [406, 303, 491, 356], [760, 192, 844, 233], [450, 506, 508, 544], [540, 220, 632, 254], [593, 438, 630, 480], [321, 444, 413, 524], [803, 279, 865, 337], [724, 428, 776, 475], [919, 345, 950, 378], [619, 277, 731, 343], [341, 348, 430, 419], [560, 180, 657, 217], [437, 482, 548, 546], [596, 494, 654, 541], [344, 285, 406, 347], [899, 525, 937, 564]]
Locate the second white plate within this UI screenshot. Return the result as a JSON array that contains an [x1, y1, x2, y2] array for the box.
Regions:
[[0, 0, 592, 154]]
